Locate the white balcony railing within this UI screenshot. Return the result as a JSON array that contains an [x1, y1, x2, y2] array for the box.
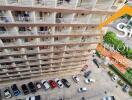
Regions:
[[57, 0, 76, 8], [77, 2, 94, 9], [7, 0, 31, 6], [55, 30, 70, 34], [0, 16, 12, 22], [73, 18, 88, 24], [38, 31, 51, 35], [34, 0, 55, 7], [71, 30, 84, 34], [56, 18, 72, 24], [95, 4, 110, 10], [14, 16, 32, 22], [35, 17, 54, 23]]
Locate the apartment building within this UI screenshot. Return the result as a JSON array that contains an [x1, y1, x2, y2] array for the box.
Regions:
[[0, 0, 125, 82]]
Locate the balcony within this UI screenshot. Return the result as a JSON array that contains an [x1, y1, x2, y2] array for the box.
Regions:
[[14, 16, 32, 23], [77, 1, 94, 9], [56, 18, 72, 24], [70, 29, 84, 34], [55, 29, 70, 35], [7, 0, 32, 6], [19, 31, 35, 35], [34, 0, 55, 8], [0, 16, 12, 23], [57, 0, 76, 8], [73, 18, 88, 24], [25, 49, 38, 54], [35, 17, 53, 23], [95, 4, 111, 10], [3, 41, 19, 47], [0, 31, 17, 36], [38, 31, 51, 35]]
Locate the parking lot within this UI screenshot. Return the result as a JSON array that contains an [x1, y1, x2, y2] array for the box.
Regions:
[[0, 59, 131, 100]]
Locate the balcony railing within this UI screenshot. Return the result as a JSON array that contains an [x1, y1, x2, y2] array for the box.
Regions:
[[14, 16, 32, 22], [73, 18, 88, 24], [71, 30, 84, 34], [0, 16, 12, 22], [95, 4, 110, 10], [57, 0, 76, 8], [77, 2, 94, 9], [55, 30, 70, 34], [35, 17, 53, 23], [38, 31, 51, 35], [34, 0, 55, 7], [7, 0, 32, 6], [56, 18, 72, 24]]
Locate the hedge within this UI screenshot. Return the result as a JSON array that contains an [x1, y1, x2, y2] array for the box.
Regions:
[[108, 64, 132, 86], [103, 31, 132, 59]]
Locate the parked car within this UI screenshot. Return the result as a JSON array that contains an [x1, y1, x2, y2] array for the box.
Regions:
[[103, 96, 115, 100], [111, 75, 118, 81], [55, 78, 63, 88], [61, 79, 71, 88], [0, 89, 2, 99], [59, 97, 65, 100], [11, 84, 21, 96], [21, 84, 29, 95], [26, 95, 41, 100], [49, 80, 57, 89], [35, 82, 42, 89], [28, 82, 36, 93], [93, 59, 100, 68], [81, 97, 86, 100], [122, 84, 130, 92], [85, 78, 95, 84], [3, 88, 12, 99], [84, 70, 92, 78], [41, 80, 50, 90], [72, 75, 80, 83], [78, 87, 87, 93]]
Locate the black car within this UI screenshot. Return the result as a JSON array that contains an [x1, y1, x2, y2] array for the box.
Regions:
[[61, 79, 70, 88], [122, 84, 130, 92], [28, 82, 36, 93], [21, 84, 29, 95], [84, 70, 92, 78], [93, 59, 100, 68], [26, 95, 41, 100], [11, 84, 21, 96]]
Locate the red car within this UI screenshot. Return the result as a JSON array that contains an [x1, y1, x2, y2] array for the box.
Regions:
[[48, 80, 57, 88]]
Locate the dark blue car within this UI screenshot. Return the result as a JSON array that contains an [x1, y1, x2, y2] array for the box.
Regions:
[[11, 84, 21, 96]]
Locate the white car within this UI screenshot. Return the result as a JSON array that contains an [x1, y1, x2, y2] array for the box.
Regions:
[[3, 89, 12, 99], [103, 96, 115, 100], [78, 87, 87, 93], [111, 75, 118, 81], [55, 78, 63, 88], [85, 78, 95, 84], [72, 75, 80, 83], [41, 80, 50, 90]]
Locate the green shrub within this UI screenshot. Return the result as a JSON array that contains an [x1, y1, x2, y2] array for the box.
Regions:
[[108, 71, 114, 76], [95, 50, 101, 58], [129, 91, 132, 97], [117, 80, 124, 86], [104, 31, 132, 59]]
